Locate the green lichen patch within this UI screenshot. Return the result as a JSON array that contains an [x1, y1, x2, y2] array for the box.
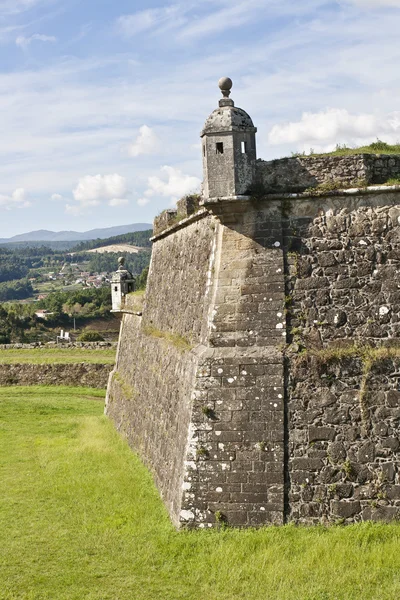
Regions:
[[112, 370, 136, 399]]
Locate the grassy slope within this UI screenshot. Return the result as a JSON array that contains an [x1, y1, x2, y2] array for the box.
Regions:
[[0, 348, 116, 365], [0, 386, 399, 600]]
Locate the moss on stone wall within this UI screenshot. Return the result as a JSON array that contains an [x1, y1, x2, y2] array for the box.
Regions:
[[142, 325, 193, 352]]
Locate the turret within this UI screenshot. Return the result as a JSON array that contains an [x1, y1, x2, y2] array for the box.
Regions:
[[201, 77, 257, 200], [111, 257, 135, 312]]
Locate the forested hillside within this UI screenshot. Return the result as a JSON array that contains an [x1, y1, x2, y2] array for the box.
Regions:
[[71, 229, 152, 251]]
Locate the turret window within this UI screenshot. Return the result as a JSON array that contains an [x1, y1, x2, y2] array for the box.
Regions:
[[241, 141, 247, 154], [216, 142, 224, 154]]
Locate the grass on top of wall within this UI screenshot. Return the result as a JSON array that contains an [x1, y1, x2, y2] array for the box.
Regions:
[[0, 385, 399, 600], [292, 140, 400, 157], [0, 348, 116, 365]]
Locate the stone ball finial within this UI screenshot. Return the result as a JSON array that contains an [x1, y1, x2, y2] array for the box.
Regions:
[[218, 77, 233, 98]]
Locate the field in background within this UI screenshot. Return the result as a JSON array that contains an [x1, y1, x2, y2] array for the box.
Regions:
[[0, 348, 116, 364], [0, 386, 399, 600], [86, 244, 144, 254]]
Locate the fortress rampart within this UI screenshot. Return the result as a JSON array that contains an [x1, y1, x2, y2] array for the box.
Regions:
[[256, 153, 400, 193], [106, 79, 400, 528]]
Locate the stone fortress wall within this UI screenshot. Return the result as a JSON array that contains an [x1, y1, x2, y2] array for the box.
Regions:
[[106, 78, 400, 528]]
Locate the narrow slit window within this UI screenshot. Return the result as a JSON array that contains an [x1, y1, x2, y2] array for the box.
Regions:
[[241, 141, 247, 154], [114, 286, 118, 292], [203, 144, 206, 156], [216, 142, 224, 154]]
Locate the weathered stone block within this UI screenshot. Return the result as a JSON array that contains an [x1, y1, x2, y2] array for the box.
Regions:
[[331, 500, 361, 518], [308, 426, 336, 442], [291, 458, 324, 471], [362, 506, 400, 522]]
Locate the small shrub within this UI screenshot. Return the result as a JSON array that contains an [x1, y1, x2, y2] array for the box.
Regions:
[[78, 330, 105, 342], [196, 446, 209, 459], [215, 511, 228, 527], [341, 459, 354, 478], [201, 406, 215, 419]]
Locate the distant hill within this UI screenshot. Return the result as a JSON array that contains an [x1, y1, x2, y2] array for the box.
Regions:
[[0, 240, 81, 251], [71, 230, 152, 252], [0, 223, 152, 244]]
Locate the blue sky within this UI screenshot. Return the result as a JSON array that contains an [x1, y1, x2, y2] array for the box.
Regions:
[[1, 0, 400, 237]]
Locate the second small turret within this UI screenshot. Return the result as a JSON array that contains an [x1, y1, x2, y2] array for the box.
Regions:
[[111, 257, 135, 312]]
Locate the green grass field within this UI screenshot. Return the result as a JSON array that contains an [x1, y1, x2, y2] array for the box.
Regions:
[[0, 386, 399, 600], [0, 348, 116, 365]]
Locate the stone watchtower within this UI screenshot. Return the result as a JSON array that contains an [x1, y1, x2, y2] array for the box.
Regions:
[[201, 77, 257, 199], [111, 257, 135, 312]]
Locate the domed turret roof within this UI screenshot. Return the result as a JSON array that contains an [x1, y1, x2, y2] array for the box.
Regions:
[[202, 106, 255, 135], [201, 77, 256, 136]]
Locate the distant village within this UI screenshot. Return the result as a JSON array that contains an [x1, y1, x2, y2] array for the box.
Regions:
[[45, 262, 110, 289]]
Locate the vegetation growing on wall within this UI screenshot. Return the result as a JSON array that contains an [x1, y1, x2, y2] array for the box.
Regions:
[[142, 324, 193, 352], [292, 140, 400, 158]]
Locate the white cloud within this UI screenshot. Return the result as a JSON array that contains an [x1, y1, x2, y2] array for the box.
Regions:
[[108, 197, 129, 207], [50, 193, 62, 201], [116, 5, 184, 37], [128, 125, 160, 157], [116, 1, 330, 42], [144, 166, 200, 203], [73, 173, 127, 204], [65, 174, 128, 216], [178, 1, 271, 41], [268, 108, 400, 150], [0, 188, 31, 210], [16, 34, 57, 49], [65, 203, 83, 216], [137, 197, 150, 207]]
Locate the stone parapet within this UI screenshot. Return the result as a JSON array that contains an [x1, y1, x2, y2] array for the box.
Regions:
[[256, 154, 400, 193]]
